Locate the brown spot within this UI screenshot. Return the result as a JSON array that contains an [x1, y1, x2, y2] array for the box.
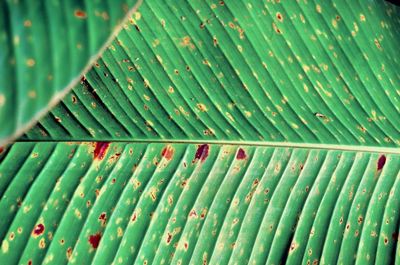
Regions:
[[384, 237, 389, 245], [88, 233, 101, 249], [377, 155, 386, 170], [131, 212, 137, 222], [0, 147, 3, 153], [93, 142, 110, 160], [166, 233, 173, 244], [357, 216, 363, 224], [276, 12, 283, 21], [194, 144, 209, 162], [32, 223, 45, 236], [74, 9, 87, 18], [66, 247, 73, 259], [236, 148, 247, 160], [161, 146, 175, 160], [189, 209, 197, 218], [28, 260, 32, 265], [392, 232, 398, 241]]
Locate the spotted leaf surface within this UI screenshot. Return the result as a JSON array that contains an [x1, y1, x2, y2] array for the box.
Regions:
[[21, 0, 400, 147], [0, 143, 399, 264], [1, 0, 400, 265]]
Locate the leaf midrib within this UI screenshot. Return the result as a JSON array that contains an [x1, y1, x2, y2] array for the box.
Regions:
[[14, 139, 400, 154]]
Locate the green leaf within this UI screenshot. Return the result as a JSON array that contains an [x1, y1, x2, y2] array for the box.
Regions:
[[1, 0, 400, 264], [0, 0, 142, 143]]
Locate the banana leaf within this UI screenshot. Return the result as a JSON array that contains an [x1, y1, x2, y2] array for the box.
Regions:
[[0, 0, 400, 264]]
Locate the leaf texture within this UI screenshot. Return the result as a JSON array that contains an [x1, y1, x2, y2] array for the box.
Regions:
[[22, 0, 400, 147], [0, 0, 141, 143], [0, 142, 399, 265], [1, 0, 400, 264]]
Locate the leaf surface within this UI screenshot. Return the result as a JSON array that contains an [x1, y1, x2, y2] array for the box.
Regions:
[[1, 1, 400, 264]]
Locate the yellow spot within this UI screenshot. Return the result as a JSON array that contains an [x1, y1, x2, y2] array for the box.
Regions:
[[226, 112, 235, 122], [0, 94, 5, 107], [75, 208, 82, 219], [23, 205, 32, 213], [150, 39, 159, 48], [332, 19, 337, 28], [143, 94, 150, 101], [26, 58, 35, 67], [299, 14, 305, 23], [24, 20, 32, 27], [316, 4, 322, 13], [168, 86, 174, 93], [291, 123, 299, 129], [180, 36, 195, 50], [244, 111, 252, 117], [1, 240, 8, 253], [117, 227, 123, 237], [39, 238, 46, 249], [237, 45, 243, 52], [360, 14, 366, 22], [197, 103, 208, 112], [134, 12, 141, 20], [13, 35, 19, 45]]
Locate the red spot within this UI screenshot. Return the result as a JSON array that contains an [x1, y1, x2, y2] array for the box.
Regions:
[[0, 147, 4, 153], [161, 146, 175, 160], [98, 213, 107, 225], [93, 142, 110, 160], [74, 9, 87, 18], [377, 155, 386, 171], [32, 223, 45, 236], [236, 148, 247, 160], [194, 144, 209, 162], [88, 233, 101, 249]]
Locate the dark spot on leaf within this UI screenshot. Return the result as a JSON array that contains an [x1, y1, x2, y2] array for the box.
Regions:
[[93, 142, 110, 160], [166, 233, 172, 244], [236, 148, 247, 160], [161, 146, 174, 160], [74, 9, 87, 18], [377, 155, 386, 170], [194, 144, 209, 162], [32, 223, 45, 236], [88, 233, 101, 249]]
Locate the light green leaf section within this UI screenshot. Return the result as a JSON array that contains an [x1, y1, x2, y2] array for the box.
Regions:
[[1, 0, 400, 265]]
